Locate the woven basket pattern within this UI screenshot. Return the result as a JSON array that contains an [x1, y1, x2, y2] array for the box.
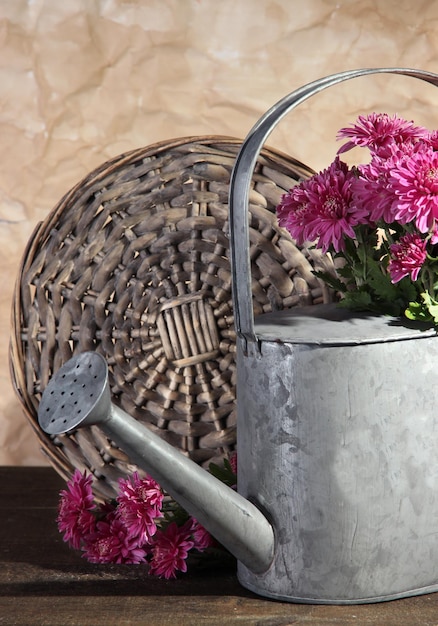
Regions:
[[10, 136, 336, 500]]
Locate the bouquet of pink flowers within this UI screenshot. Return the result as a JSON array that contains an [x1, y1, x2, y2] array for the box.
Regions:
[[57, 455, 236, 579], [276, 112, 438, 324]]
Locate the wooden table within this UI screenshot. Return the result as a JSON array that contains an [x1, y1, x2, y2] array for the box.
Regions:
[[1, 466, 438, 625]]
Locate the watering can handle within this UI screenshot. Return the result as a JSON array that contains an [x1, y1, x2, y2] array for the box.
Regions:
[[229, 67, 438, 347]]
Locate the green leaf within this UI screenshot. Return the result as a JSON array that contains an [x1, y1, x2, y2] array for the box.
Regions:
[[396, 277, 419, 304], [365, 258, 398, 301], [313, 270, 347, 293], [161, 498, 190, 526], [209, 458, 236, 488], [338, 290, 373, 310], [355, 243, 369, 266], [335, 265, 356, 281], [343, 237, 360, 261], [421, 292, 438, 323], [405, 300, 433, 322]]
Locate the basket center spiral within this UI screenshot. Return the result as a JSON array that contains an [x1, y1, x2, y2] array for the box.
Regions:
[[157, 294, 220, 365]]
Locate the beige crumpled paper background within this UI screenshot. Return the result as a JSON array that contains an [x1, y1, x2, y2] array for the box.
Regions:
[[1, 0, 438, 466]]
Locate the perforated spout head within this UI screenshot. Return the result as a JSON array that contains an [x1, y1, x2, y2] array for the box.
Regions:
[[38, 352, 112, 435]]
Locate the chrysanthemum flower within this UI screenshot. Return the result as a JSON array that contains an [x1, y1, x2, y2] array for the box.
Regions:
[[388, 232, 427, 283], [430, 224, 438, 245], [229, 452, 237, 475], [277, 158, 369, 253], [190, 518, 215, 552], [337, 113, 428, 157], [277, 184, 316, 246], [390, 147, 438, 233], [148, 522, 194, 579], [351, 157, 396, 224], [426, 130, 438, 151], [57, 469, 96, 549], [116, 472, 164, 544], [82, 518, 147, 564]]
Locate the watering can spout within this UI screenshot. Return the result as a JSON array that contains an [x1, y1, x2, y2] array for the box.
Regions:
[[38, 351, 275, 574]]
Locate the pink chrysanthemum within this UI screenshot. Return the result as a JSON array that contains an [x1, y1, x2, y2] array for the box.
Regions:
[[351, 157, 396, 224], [426, 130, 438, 151], [277, 158, 369, 253], [351, 143, 415, 223], [430, 224, 438, 245], [277, 184, 315, 246], [228, 452, 237, 490], [390, 147, 438, 233], [116, 472, 164, 544], [148, 522, 195, 579], [190, 518, 215, 552], [229, 452, 237, 476], [57, 469, 96, 549], [82, 518, 147, 564], [388, 232, 427, 283], [337, 113, 428, 157], [350, 141, 437, 225]]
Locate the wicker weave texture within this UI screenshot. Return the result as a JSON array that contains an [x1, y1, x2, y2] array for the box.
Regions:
[[10, 136, 336, 500]]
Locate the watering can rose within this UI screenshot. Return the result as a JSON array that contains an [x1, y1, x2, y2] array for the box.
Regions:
[[276, 113, 438, 324]]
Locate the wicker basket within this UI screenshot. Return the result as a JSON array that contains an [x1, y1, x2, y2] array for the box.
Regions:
[[10, 135, 336, 500]]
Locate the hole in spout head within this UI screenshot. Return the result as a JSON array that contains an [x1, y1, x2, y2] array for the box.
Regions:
[[37, 351, 109, 436]]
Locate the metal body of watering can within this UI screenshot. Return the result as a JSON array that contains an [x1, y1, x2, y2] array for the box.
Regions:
[[227, 66, 438, 603], [38, 67, 438, 604], [235, 305, 438, 602]]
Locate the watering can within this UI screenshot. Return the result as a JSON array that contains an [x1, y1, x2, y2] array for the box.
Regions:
[[39, 68, 438, 604]]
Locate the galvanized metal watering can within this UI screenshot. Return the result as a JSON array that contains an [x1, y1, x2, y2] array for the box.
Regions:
[[39, 68, 438, 604]]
